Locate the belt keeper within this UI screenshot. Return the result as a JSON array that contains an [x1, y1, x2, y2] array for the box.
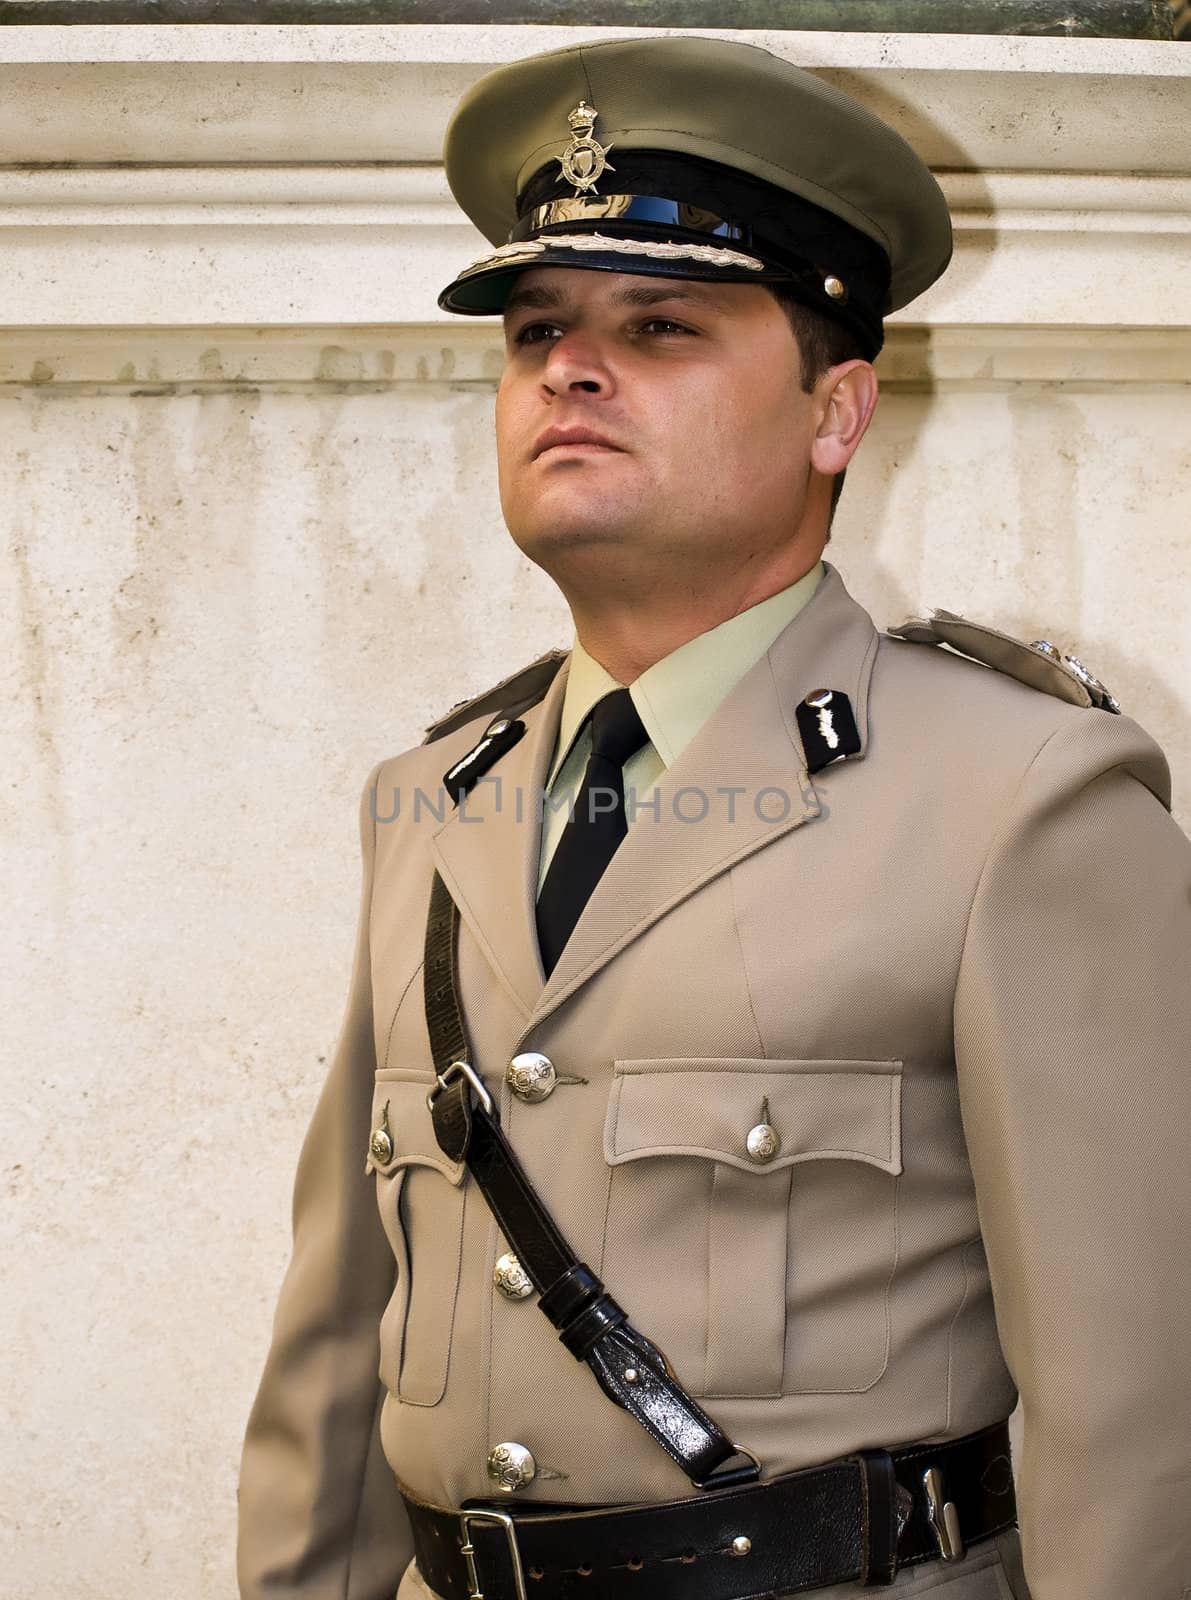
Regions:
[[559, 1293, 628, 1359], [857, 1449, 900, 1586], [539, 1262, 600, 1329]]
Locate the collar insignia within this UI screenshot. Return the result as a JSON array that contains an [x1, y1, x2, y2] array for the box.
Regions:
[[796, 690, 861, 774], [443, 715, 527, 804]]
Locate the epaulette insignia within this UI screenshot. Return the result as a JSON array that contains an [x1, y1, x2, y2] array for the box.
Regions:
[[422, 649, 567, 745], [888, 609, 1121, 714]]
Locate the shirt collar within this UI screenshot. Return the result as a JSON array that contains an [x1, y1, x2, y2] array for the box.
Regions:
[[548, 639, 623, 789], [548, 561, 825, 785]]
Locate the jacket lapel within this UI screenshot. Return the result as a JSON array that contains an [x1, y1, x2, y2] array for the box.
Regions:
[[523, 565, 879, 1032], [430, 657, 569, 1020]]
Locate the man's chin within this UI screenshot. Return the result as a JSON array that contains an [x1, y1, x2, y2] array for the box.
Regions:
[[507, 516, 641, 572]]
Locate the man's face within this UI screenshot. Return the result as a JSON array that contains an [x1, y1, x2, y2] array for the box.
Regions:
[[494, 267, 822, 594]]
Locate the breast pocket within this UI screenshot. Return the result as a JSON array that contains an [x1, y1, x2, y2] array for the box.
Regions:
[[366, 1069, 466, 1408], [603, 1058, 902, 1399]]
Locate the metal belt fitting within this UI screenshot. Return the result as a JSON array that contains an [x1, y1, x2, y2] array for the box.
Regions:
[[460, 1507, 527, 1600], [428, 1058, 493, 1116], [923, 1465, 965, 1561]]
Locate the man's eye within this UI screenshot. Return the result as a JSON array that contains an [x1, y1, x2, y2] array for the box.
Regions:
[[639, 318, 692, 336], [512, 322, 562, 346]]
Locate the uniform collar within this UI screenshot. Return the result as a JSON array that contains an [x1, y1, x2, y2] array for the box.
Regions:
[[548, 560, 824, 785]]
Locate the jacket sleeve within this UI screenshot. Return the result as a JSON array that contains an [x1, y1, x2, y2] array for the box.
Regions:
[[954, 711, 1191, 1600], [238, 765, 412, 1599]]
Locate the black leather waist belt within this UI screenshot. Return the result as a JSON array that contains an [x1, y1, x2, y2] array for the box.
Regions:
[[401, 1419, 1016, 1600]]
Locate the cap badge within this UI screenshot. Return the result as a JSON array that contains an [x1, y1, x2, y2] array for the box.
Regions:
[[558, 101, 615, 196]]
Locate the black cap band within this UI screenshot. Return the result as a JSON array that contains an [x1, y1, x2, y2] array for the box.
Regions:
[[512, 196, 748, 244]]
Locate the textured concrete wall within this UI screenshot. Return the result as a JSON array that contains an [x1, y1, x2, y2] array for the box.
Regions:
[[1, 23, 1189, 1600]]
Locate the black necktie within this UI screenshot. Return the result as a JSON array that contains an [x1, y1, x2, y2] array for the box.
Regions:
[[536, 688, 649, 976]]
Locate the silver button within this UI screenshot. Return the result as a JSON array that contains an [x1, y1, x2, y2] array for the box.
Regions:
[[487, 1441, 536, 1492], [823, 274, 848, 302], [493, 1252, 534, 1300], [368, 1127, 393, 1165], [507, 1052, 557, 1104], [730, 1536, 752, 1557], [746, 1123, 781, 1164], [486, 718, 511, 736]]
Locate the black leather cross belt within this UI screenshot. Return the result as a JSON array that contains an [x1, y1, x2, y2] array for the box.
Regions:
[[401, 1419, 1016, 1600], [425, 870, 758, 1492]]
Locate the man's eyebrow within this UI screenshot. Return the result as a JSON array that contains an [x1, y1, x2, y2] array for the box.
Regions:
[[503, 283, 568, 315], [609, 283, 730, 310]]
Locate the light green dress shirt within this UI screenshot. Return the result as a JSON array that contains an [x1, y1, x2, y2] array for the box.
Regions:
[[538, 561, 824, 891]]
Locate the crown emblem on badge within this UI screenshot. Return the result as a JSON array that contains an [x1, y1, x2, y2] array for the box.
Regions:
[[558, 100, 615, 196]]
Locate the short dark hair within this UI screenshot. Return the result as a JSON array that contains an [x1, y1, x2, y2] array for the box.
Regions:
[[767, 283, 866, 525]]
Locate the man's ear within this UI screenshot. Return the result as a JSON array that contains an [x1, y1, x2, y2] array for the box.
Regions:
[[810, 360, 879, 479]]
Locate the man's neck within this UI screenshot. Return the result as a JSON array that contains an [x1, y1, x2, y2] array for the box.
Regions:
[[569, 555, 825, 685]]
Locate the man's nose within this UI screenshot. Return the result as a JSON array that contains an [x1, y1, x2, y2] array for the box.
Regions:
[[539, 332, 614, 398]]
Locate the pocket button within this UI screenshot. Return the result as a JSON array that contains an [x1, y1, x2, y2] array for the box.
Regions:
[[746, 1121, 781, 1163]]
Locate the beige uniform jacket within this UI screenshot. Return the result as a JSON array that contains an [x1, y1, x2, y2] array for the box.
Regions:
[[238, 566, 1191, 1600]]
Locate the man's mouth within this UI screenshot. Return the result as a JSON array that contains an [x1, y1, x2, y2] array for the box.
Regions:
[[532, 426, 624, 460]]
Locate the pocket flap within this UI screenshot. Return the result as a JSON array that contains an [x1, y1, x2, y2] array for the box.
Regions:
[[365, 1070, 466, 1185], [606, 1058, 902, 1176]]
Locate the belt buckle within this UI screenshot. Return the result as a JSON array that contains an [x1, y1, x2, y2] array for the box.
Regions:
[[428, 1058, 494, 1116], [459, 1507, 527, 1600]]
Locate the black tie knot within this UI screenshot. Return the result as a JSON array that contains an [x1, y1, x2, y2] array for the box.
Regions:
[[589, 688, 648, 768]]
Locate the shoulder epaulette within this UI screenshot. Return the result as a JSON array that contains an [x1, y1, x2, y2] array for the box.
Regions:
[[421, 649, 568, 745], [888, 609, 1120, 713]]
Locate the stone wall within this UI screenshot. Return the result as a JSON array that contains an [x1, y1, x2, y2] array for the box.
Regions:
[[0, 0, 1177, 30], [1, 24, 1188, 1600]]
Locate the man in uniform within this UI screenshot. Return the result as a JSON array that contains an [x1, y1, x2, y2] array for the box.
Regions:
[[237, 35, 1191, 1600]]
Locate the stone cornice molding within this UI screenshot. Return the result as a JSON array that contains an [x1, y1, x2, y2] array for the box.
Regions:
[[0, 165, 1185, 332], [0, 25, 1186, 337], [0, 25, 1185, 168]]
